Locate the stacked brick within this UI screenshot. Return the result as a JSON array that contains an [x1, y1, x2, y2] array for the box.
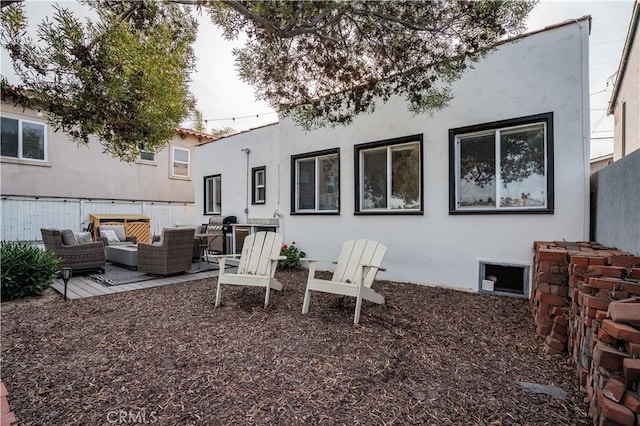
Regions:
[[530, 241, 609, 355], [531, 241, 640, 425]]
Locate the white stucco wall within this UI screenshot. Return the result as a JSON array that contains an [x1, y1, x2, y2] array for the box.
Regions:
[[1, 103, 201, 203], [194, 124, 281, 225], [195, 20, 591, 294], [612, 21, 640, 160]]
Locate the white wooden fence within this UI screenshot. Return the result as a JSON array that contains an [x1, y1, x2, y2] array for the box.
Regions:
[[1, 196, 195, 242]]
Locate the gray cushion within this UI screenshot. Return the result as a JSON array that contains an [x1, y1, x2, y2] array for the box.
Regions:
[[61, 229, 79, 246], [99, 225, 126, 242]]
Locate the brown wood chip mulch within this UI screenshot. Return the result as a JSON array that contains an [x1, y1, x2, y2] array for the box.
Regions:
[[1, 270, 589, 425]]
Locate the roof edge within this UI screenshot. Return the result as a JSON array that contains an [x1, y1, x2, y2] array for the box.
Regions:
[[196, 121, 279, 147], [607, 1, 639, 115]]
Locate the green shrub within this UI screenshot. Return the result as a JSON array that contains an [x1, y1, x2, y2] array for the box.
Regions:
[[279, 242, 306, 269], [1, 241, 60, 301]]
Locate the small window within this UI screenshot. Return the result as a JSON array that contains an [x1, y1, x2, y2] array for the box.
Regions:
[[479, 261, 530, 298], [355, 135, 423, 214], [291, 149, 339, 214], [1, 116, 46, 161], [171, 147, 190, 178], [449, 113, 554, 214], [204, 174, 221, 214], [252, 166, 266, 204], [138, 150, 156, 162]]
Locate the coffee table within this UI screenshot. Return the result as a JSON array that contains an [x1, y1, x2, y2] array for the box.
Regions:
[[105, 245, 138, 270]]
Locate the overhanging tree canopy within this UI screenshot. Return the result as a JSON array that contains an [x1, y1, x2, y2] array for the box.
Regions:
[[213, 0, 536, 128], [1, 0, 536, 161]]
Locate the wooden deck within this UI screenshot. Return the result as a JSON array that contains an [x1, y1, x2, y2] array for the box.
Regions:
[[50, 266, 236, 300]]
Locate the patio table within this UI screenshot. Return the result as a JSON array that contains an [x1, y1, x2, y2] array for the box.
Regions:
[[105, 245, 138, 270]]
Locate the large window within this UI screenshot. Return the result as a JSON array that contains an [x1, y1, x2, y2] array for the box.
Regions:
[[449, 112, 554, 214], [204, 174, 222, 214], [355, 135, 423, 214], [171, 146, 190, 178], [252, 166, 266, 204], [1, 116, 46, 161], [291, 149, 339, 214]]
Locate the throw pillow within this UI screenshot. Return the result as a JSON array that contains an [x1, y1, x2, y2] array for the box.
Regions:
[[101, 229, 120, 244], [61, 229, 79, 246], [74, 231, 92, 244]]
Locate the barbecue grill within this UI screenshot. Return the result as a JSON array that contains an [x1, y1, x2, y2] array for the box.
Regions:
[[206, 216, 237, 254]]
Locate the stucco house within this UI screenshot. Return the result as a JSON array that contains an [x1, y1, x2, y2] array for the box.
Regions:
[[608, 0, 639, 161], [195, 17, 591, 297], [1, 101, 216, 241]]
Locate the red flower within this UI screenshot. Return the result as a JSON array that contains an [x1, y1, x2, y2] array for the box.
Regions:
[[281, 244, 288, 251]]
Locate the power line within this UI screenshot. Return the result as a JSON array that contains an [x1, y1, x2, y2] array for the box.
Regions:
[[204, 111, 278, 123], [589, 60, 620, 66], [591, 38, 624, 46]]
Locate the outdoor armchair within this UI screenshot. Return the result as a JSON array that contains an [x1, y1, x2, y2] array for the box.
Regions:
[[41, 228, 106, 274], [211, 231, 286, 308], [137, 227, 195, 276], [302, 239, 387, 325]]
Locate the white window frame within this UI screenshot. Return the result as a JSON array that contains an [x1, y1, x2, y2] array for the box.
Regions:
[[355, 135, 423, 214], [171, 146, 190, 178], [138, 149, 156, 163], [450, 113, 553, 214], [1, 116, 47, 162], [291, 149, 339, 214], [204, 174, 222, 214]]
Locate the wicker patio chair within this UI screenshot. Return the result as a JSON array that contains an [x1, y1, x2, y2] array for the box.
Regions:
[[41, 228, 106, 274], [137, 227, 195, 276]]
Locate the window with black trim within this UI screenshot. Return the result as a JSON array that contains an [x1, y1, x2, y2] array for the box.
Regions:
[[252, 166, 266, 204], [449, 113, 554, 214], [1, 116, 47, 161], [204, 174, 221, 214], [291, 149, 339, 213], [355, 135, 423, 214]]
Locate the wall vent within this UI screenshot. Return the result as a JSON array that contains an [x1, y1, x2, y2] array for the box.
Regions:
[[479, 261, 530, 298]]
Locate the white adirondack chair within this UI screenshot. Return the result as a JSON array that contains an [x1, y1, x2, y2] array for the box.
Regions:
[[213, 231, 286, 308], [302, 239, 387, 325]]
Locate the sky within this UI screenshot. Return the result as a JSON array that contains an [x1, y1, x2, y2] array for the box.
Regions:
[[1, 1, 635, 158]]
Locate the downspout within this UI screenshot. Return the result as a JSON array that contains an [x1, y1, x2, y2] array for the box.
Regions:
[[241, 148, 250, 223]]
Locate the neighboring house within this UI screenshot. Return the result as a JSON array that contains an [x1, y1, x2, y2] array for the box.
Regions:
[[195, 17, 591, 297], [1, 101, 216, 240], [608, 0, 639, 161], [590, 153, 614, 174]]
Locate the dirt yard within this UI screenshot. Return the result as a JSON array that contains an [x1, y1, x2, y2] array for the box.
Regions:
[[1, 270, 589, 425]]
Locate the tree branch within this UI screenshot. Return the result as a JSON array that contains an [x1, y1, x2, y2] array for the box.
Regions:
[[221, 0, 340, 42], [0, 0, 22, 9]]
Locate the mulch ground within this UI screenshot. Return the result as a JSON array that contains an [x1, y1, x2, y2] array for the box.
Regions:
[[1, 269, 590, 425]]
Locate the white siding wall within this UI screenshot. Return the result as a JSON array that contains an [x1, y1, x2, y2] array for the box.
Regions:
[[1, 197, 195, 241]]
